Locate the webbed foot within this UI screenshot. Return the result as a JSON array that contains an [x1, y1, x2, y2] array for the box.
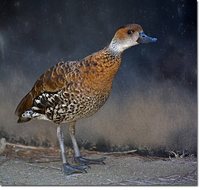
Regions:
[[74, 156, 106, 165], [62, 163, 87, 175]]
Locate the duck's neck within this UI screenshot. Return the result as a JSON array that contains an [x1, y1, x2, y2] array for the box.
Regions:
[[107, 39, 124, 56], [101, 46, 122, 69]]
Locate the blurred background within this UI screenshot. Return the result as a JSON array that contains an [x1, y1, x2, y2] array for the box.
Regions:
[[0, 0, 197, 155]]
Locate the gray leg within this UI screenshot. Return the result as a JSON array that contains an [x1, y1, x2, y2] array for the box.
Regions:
[[56, 126, 87, 175], [68, 122, 106, 165], [57, 126, 67, 164], [69, 121, 81, 157]]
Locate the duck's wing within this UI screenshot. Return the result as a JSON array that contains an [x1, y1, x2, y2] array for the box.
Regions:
[[15, 61, 76, 122]]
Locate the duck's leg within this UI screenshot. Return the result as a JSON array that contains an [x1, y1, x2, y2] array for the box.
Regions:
[[57, 125, 87, 175], [68, 121, 106, 165]]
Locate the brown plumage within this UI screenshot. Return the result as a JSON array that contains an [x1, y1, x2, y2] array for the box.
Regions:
[[15, 24, 157, 174], [15, 49, 121, 124]]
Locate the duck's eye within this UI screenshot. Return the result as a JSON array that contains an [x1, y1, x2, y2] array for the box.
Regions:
[[127, 30, 134, 35]]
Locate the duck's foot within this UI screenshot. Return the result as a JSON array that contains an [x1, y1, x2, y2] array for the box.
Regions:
[[74, 156, 106, 165], [62, 163, 87, 175]]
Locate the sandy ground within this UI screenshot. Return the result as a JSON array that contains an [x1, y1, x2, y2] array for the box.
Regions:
[[0, 153, 197, 186]]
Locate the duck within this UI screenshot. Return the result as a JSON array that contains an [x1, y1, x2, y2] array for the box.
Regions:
[[15, 24, 157, 175]]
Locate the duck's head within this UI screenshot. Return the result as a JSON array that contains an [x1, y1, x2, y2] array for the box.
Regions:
[[108, 24, 157, 54]]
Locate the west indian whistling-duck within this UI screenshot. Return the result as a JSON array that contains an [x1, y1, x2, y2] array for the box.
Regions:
[[15, 24, 157, 175]]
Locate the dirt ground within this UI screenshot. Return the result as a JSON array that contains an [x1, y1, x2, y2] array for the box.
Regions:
[[0, 153, 197, 186]]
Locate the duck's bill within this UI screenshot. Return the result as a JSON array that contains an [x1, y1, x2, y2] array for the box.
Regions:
[[137, 32, 157, 44]]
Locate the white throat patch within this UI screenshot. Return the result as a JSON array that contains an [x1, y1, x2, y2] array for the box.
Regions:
[[108, 38, 138, 55]]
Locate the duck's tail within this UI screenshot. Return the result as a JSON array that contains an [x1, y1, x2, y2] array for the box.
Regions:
[[15, 92, 33, 123]]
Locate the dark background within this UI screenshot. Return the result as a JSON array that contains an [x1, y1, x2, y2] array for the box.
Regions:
[[0, 0, 197, 154]]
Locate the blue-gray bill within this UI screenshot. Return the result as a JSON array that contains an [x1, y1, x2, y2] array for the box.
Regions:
[[137, 32, 157, 44]]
